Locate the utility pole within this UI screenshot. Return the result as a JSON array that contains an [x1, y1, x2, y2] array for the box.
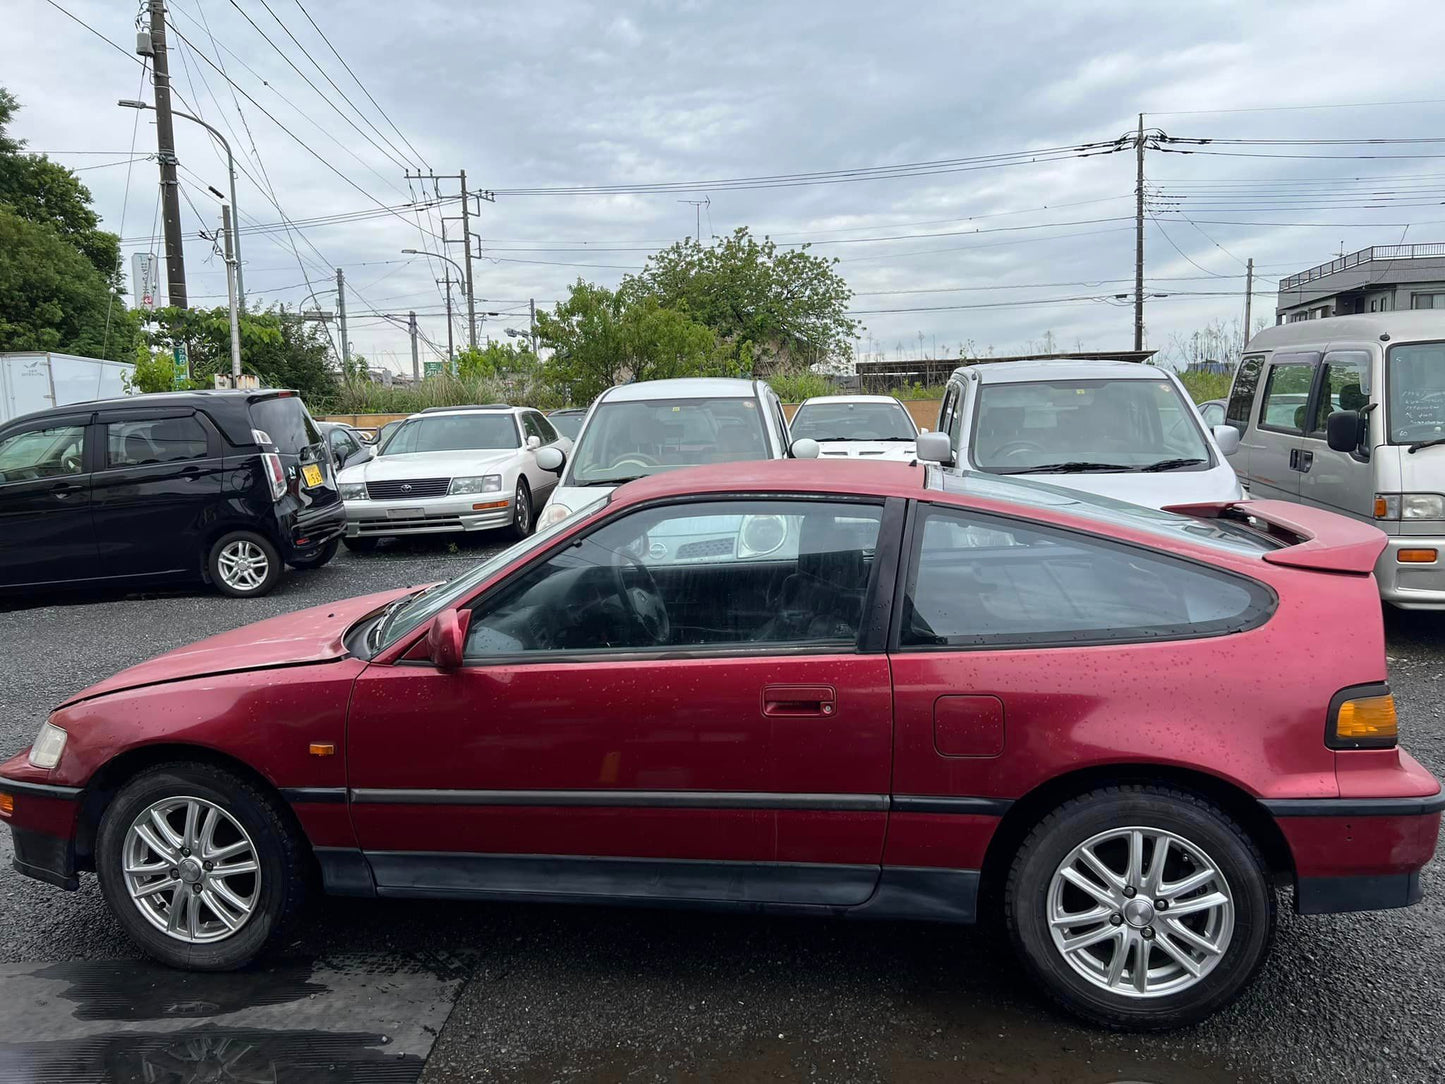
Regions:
[[408, 311, 419, 382], [406, 170, 494, 353], [441, 272, 455, 360], [1243, 258, 1255, 344], [148, 0, 187, 308], [221, 205, 242, 386], [678, 197, 708, 243], [1133, 112, 1145, 353], [336, 268, 350, 375], [459, 170, 477, 350], [529, 298, 537, 355]]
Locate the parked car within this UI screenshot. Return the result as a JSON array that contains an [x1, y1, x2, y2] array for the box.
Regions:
[[786, 394, 919, 459], [4, 459, 1438, 1031], [1221, 313, 1445, 609], [535, 377, 793, 528], [919, 359, 1244, 508], [1197, 398, 1227, 427], [317, 421, 375, 470], [546, 407, 588, 442], [0, 390, 342, 597], [374, 418, 404, 452], [335, 404, 570, 550]]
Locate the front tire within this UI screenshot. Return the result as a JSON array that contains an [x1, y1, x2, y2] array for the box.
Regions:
[[506, 479, 533, 541], [1005, 785, 1274, 1030], [96, 763, 310, 971], [288, 537, 339, 569], [207, 531, 281, 597]]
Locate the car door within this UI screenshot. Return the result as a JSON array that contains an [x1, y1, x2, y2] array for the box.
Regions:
[[346, 495, 898, 907], [1298, 349, 1375, 521], [1241, 352, 1319, 500], [90, 409, 226, 578], [0, 415, 97, 587], [518, 411, 559, 504]]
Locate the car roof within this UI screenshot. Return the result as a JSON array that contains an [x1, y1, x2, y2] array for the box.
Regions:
[[1245, 312, 1445, 351], [796, 394, 904, 406], [407, 404, 524, 419], [961, 359, 1171, 384], [548, 407, 587, 415], [599, 377, 759, 402]]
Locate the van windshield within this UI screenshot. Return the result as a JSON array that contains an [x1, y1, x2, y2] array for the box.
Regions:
[[569, 397, 769, 485], [1387, 343, 1445, 445], [971, 377, 1211, 473]]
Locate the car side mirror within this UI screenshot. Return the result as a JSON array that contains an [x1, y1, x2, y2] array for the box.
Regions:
[[1211, 424, 1241, 456], [427, 608, 470, 672], [526, 434, 542, 450], [919, 427, 930, 434], [915, 431, 954, 466], [1326, 409, 1365, 453], [791, 438, 820, 459], [535, 445, 565, 473]]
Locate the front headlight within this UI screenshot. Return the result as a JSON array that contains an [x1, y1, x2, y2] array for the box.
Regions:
[[450, 475, 503, 496], [339, 482, 369, 501], [28, 721, 67, 770], [1375, 493, 1445, 520], [537, 502, 572, 529]]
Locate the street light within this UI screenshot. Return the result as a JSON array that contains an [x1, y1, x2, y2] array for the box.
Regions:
[[119, 98, 245, 309], [401, 248, 465, 282]]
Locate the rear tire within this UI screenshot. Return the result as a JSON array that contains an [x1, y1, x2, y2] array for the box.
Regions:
[[1005, 785, 1274, 1030], [95, 762, 310, 971], [343, 536, 379, 553], [207, 531, 281, 597], [288, 537, 339, 569], [505, 479, 533, 541]]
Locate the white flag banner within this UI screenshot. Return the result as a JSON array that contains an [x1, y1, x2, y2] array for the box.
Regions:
[[132, 252, 158, 311]]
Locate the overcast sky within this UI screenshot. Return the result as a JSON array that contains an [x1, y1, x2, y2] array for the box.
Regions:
[[11, 0, 1445, 374]]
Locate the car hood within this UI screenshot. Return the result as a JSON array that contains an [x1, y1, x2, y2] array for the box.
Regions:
[[1000, 462, 1245, 510], [58, 587, 414, 707], [815, 440, 917, 460], [338, 449, 517, 483]]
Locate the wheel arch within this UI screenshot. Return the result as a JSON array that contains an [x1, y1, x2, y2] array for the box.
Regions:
[[977, 763, 1295, 920]]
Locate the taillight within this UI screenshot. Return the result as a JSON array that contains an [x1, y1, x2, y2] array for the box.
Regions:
[[262, 452, 287, 501], [1327, 684, 1398, 750]]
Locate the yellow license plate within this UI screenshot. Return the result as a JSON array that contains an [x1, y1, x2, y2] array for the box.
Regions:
[[301, 463, 324, 488]]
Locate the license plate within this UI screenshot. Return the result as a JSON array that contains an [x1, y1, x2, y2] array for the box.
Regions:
[[386, 507, 416, 519], [301, 463, 324, 488]]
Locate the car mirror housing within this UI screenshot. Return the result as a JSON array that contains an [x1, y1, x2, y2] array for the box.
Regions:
[[915, 431, 953, 466], [1326, 409, 1365, 453], [535, 445, 566, 473], [427, 608, 470, 671], [791, 438, 820, 459], [1212, 424, 1242, 456]]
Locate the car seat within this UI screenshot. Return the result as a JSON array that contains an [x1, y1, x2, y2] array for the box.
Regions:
[[760, 515, 867, 642]]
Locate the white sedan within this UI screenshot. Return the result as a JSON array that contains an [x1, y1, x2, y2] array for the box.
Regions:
[[335, 405, 570, 550], [787, 394, 920, 460]]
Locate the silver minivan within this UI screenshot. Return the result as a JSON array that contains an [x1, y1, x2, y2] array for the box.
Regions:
[[1223, 313, 1445, 610]]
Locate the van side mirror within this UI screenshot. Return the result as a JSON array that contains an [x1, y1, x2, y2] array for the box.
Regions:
[[790, 438, 820, 459], [535, 445, 566, 473], [915, 431, 954, 466], [526, 434, 542, 450], [427, 608, 470, 671], [1326, 409, 1365, 453], [1211, 424, 1241, 456]]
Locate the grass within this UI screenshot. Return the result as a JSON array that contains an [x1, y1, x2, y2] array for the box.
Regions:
[[1177, 370, 1233, 404]]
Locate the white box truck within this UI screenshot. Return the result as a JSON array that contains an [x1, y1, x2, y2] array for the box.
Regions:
[[0, 352, 136, 424]]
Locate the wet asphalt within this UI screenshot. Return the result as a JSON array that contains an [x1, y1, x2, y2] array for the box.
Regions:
[[0, 538, 1441, 1084]]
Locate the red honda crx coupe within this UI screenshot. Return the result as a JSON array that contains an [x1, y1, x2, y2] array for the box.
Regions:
[[2, 460, 1439, 1029]]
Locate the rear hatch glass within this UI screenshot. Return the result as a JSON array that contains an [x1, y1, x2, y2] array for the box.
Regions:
[[247, 394, 338, 505]]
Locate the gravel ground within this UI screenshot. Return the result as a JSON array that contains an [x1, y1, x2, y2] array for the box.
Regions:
[[0, 541, 1441, 1083]]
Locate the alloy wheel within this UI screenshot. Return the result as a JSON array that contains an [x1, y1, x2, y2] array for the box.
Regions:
[[121, 796, 262, 943], [515, 485, 530, 532], [216, 540, 269, 592], [1047, 826, 1234, 998]]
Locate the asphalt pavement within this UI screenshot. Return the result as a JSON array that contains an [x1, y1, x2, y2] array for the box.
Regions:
[[0, 539, 1441, 1084]]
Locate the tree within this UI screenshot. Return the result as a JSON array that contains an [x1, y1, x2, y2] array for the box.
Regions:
[[456, 341, 537, 382], [627, 227, 859, 373], [535, 280, 732, 404]]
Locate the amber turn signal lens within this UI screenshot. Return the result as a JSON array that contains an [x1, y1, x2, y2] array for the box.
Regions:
[[0, 792, 13, 817], [308, 742, 336, 757], [472, 500, 509, 511], [1336, 695, 1398, 744], [1398, 549, 1438, 563], [1374, 497, 1390, 518]]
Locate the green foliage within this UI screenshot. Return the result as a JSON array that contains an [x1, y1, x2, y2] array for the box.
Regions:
[[1176, 369, 1233, 404], [883, 382, 948, 400], [456, 340, 537, 382], [766, 369, 833, 402], [123, 342, 197, 394], [628, 228, 858, 372], [328, 372, 569, 415]]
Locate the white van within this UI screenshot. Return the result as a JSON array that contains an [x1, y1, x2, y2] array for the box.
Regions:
[[1222, 313, 1445, 610]]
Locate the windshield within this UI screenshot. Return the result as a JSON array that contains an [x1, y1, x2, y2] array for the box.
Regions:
[[548, 412, 585, 441], [971, 377, 1211, 473], [568, 397, 769, 485], [382, 413, 520, 455], [1387, 342, 1445, 445], [376, 492, 610, 649], [248, 395, 322, 454], [789, 401, 916, 441]]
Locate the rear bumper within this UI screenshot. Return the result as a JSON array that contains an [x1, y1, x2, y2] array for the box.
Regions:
[[0, 775, 82, 891], [1264, 792, 1443, 914], [1375, 536, 1445, 609], [285, 501, 347, 556]]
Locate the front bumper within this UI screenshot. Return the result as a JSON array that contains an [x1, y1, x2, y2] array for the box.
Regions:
[[345, 494, 513, 537], [0, 775, 83, 891], [1375, 535, 1445, 609]]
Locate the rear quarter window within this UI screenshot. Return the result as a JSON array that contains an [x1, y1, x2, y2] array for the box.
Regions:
[[248, 396, 322, 454]]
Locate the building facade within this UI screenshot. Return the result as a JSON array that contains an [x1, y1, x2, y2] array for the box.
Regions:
[[1276, 244, 1445, 323]]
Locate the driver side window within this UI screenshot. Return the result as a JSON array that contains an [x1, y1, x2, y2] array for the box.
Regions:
[[463, 499, 884, 658], [0, 424, 87, 484]]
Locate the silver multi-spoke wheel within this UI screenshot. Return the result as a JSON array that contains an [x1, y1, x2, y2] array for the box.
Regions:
[[216, 539, 269, 592], [514, 484, 531, 533], [1048, 826, 1234, 999], [122, 796, 261, 944]]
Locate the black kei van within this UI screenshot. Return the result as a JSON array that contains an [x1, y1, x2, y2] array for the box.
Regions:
[[0, 390, 345, 598]]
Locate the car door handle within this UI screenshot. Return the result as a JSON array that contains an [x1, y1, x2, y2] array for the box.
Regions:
[[762, 684, 835, 716], [1298, 450, 1313, 472], [50, 481, 83, 498], [179, 465, 202, 480]]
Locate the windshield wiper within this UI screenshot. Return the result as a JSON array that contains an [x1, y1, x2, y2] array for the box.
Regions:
[[577, 475, 643, 487], [368, 590, 421, 652], [1137, 457, 1208, 472], [1408, 437, 1445, 453], [998, 461, 1131, 474]]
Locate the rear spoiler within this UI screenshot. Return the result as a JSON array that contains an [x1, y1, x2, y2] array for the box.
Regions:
[[1162, 499, 1386, 574]]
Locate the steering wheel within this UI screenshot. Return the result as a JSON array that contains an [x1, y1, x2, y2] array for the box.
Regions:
[[992, 440, 1045, 461], [611, 552, 670, 646], [609, 453, 660, 471], [60, 452, 83, 474]]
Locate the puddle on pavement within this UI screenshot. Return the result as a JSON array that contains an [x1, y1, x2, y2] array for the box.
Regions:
[[23, 959, 327, 1021]]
